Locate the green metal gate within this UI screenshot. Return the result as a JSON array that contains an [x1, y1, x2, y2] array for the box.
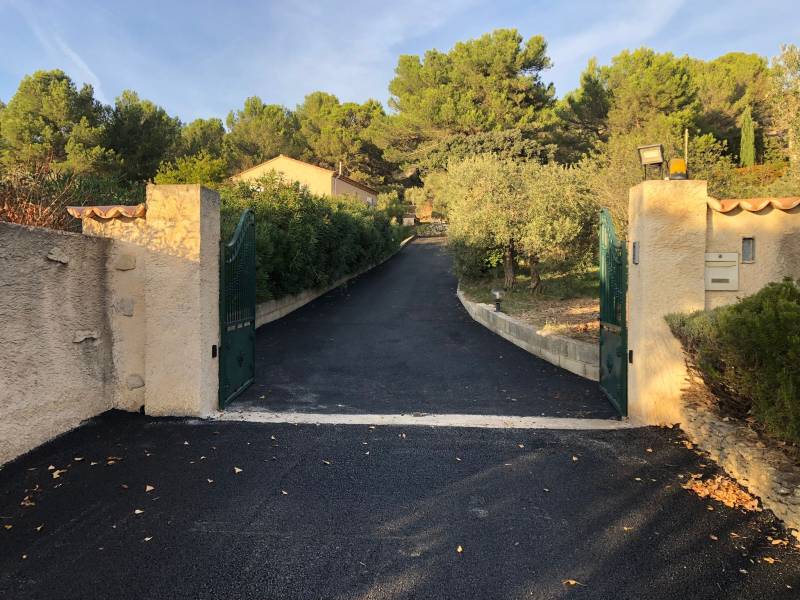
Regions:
[[599, 208, 628, 415], [219, 209, 256, 408]]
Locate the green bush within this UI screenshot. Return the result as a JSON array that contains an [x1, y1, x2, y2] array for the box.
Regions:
[[218, 173, 401, 302], [667, 279, 800, 442]]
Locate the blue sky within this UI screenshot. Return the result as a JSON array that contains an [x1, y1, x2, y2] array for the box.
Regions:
[[1, 0, 798, 123]]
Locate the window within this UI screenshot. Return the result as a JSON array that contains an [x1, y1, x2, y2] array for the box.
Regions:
[[742, 236, 755, 263]]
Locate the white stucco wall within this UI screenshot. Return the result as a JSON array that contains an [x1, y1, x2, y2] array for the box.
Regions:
[[0, 222, 114, 464], [627, 180, 800, 426], [627, 181, 707, 426]]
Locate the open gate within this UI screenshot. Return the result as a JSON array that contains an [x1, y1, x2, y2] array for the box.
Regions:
[[219, 209, 256, 408], [599, 208, 628, 415]]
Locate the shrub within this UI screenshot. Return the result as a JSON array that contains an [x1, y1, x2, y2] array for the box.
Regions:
[[667, 279, 800, 442], [0, 161, 145, 231], [218, 173, 401, 301]]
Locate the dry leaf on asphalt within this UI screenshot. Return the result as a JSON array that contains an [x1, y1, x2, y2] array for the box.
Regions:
[[456, 545, 463, 553], [572, 456, 578, 462], [145, 485, 155, 493], [234, 467, 243, 474], [281, 490, 288, 495], [143, 537, 152, 542], [207, 479, 214, 484], [4, 524, 12, 530], [710, 534, 718, 541], [35, 524, 44, 532], [562, 579, 586, 587], [762, 557, 779, 564], [322, 460, 331, 465]]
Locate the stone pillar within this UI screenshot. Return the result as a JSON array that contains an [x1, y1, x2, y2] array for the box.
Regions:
[[143, 185, 220, 417], [627, 180, 707, 425]]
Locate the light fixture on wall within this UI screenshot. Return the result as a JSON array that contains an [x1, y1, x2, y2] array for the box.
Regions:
[[637, 144, 665, 180]]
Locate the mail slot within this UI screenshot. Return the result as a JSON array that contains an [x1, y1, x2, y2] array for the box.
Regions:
[[705, 252, 739, 291]]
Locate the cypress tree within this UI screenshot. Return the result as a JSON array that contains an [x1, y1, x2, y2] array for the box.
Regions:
[[739, 106, 756, 167]]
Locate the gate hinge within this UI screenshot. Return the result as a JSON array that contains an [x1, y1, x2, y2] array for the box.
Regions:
[[628, 350, 633, 364]]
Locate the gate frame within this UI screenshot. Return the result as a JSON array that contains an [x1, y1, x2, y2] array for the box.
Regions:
[[218, 208, 256, 408], [598, 208, 628, 416]]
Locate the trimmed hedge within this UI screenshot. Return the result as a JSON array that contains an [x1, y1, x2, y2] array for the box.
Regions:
[[218, 173, 405, 302], [667, 279, 800, 443]]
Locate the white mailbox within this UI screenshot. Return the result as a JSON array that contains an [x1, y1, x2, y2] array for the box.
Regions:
[[705, 252, 739, 291]]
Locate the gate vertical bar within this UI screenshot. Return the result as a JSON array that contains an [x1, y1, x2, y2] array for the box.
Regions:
[[599, 208, 628, 415], [219, 209, 256, 408]]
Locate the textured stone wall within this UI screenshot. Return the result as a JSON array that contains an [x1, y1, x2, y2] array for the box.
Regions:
[[0, 222, 114, 464], [457, 289, 599, 381]]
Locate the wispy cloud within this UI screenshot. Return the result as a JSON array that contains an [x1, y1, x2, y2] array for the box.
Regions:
[[10, 0, 108, 103], [549, 0, 688, 68]]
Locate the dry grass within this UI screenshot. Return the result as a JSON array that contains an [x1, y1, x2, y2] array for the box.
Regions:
[[459, 272, 600, 343]]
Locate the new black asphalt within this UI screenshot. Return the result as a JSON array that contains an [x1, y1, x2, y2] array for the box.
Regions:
[[236, 238, 616, 418], [1, 412, 798, 599]]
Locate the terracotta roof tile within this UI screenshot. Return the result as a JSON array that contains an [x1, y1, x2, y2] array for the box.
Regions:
[[67, 204, 146, 219], [708, 197, 800, 213]]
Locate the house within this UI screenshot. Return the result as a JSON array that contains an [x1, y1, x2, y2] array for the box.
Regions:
[[231, 155, 378, 207]]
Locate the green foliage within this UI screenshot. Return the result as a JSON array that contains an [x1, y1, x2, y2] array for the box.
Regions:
[[296, 91, 392, 188], [179, 118, 225, 158], [375, 189, 405, 223], [739, 106, 756, 167], [218, 174, 401, 301], [378, 29, 555, 171], [103, 90, 182, 182], [667, 279, 800, 443], [224, 97, 304, 172], [444, 154, 595, 287], [154, 150, 228, 185], [553, 59, 610, 162], [0, 70, 111, 173], [771, 45, 800, 167]]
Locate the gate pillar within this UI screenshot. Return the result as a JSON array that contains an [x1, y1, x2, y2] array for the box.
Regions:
[[627, 180, 706, 425], [143, 185, 220, 417]]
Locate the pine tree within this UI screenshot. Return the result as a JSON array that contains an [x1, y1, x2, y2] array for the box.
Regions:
[[739, 105, 756, 167]]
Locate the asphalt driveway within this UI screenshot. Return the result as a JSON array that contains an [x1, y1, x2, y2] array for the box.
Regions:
[[235, 238, 616, 418], [1, 412, 798, 600]]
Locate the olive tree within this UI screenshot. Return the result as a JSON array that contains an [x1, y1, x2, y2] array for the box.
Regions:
[[445, 154, 526, 288]]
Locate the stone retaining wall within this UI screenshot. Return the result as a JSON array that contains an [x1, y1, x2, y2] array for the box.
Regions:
[[457, 289, 599, 381], [256, 236, 415, 328], [680, 381, 800, 539]]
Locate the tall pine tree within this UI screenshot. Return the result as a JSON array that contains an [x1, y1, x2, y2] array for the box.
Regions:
[[739, 105, 756, 167]]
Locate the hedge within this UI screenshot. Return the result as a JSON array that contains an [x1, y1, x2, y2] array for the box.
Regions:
[[666, 279, 800, 443], [218, 173, 405, 302]]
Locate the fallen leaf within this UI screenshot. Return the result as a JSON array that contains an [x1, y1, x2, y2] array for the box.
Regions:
[[52, 469, 67, 479], [4, 524, 12, 530], [21, 554, 27, 560], [47, 465, 55, 471], [562, 579, 586, 587], [456, 545, 463, 553], [762, 557, 778, 564], [20, 496, 35, 507], [143, 536, 153, 542], [134, 509, 144, 515], [517, 444, 525, 449], [322, 460, 331, 465], [281, 490, 288, 495], [772, 539, 788, 546], [709, 534, 718, 541], [543, 488, 550, 493], [35, 524, 44, 532], [572, 456, 579, 462], [739, 569, 748, 575], [207, 479, 214, 484], [634, 477, 642, 481], [234, 467, 243, 474], [456, 457, 462, 462], [121, 484, 129, 490], [145, 485, 155, 493], [646, 448, 653, 453], [623, 526, 633, 531], [183, 441, 189, 446], [73, 457, 84, 462]]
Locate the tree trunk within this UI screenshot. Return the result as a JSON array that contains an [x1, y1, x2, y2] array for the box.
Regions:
[[529, 254, 541, 292], [503, 242, 515, 289]]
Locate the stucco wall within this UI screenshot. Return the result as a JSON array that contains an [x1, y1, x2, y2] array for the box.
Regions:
[[0, 222, 114, 464], [627, 181, 707, 425], [233, 155, 333, 197], [627, 180, 800, 426], [333, 177, 376, 206], [83, 217, 147, 411], [706, 206, 800, 309]]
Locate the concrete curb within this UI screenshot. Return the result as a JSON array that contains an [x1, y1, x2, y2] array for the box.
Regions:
[[217, 410, 636, 430], [457, 288, 600, 381], [255, 235, 415, 328]]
